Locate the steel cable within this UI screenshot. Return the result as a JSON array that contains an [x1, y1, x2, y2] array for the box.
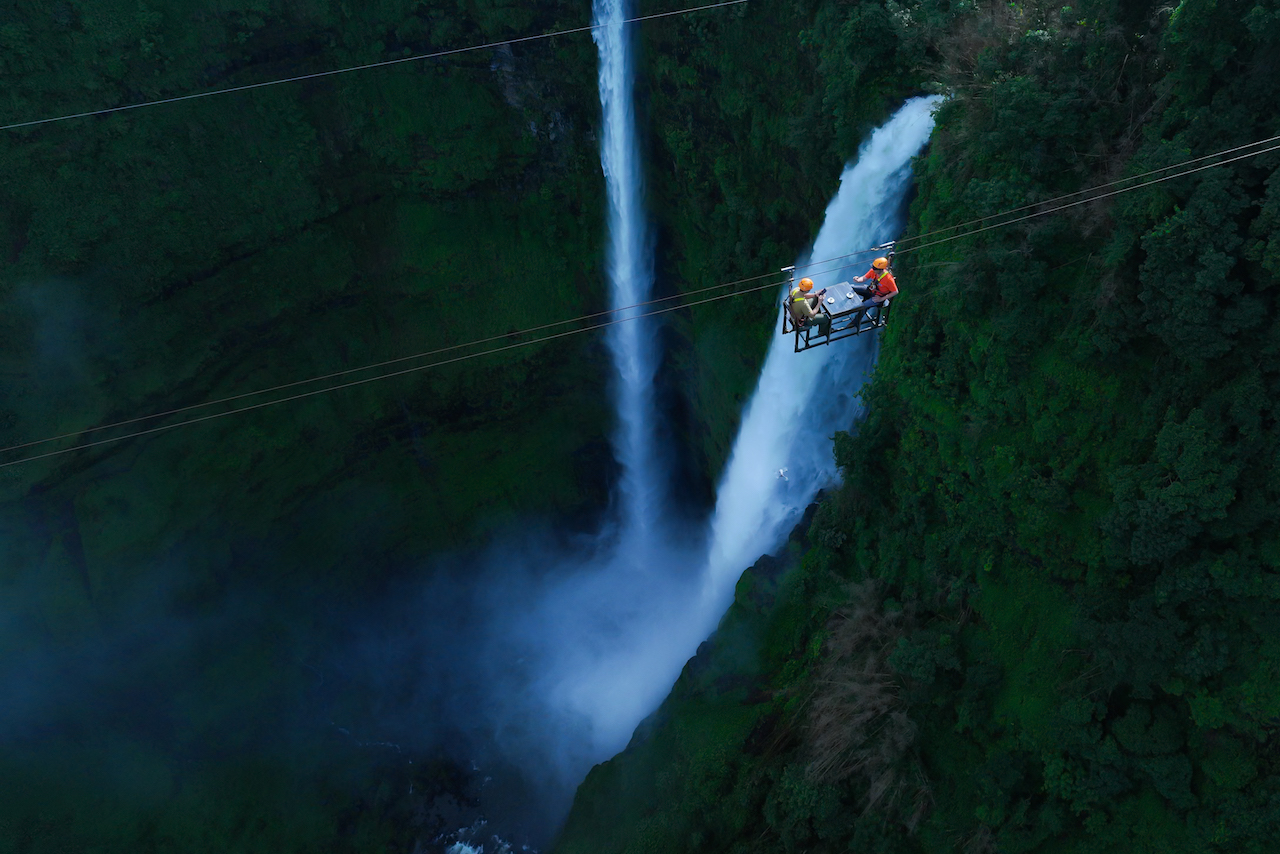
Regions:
[[3, 131, 1275, 467], [0, 0, 749, 132]]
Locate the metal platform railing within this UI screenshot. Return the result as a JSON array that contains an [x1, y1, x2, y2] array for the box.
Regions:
[[780, 292, 893, 353]]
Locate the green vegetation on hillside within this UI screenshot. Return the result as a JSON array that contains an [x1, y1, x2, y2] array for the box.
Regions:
[[557, 0, 1280, 850], [1, 2, 616, 850], [1, 0, 611, 549], [3, 1, 963, 849]]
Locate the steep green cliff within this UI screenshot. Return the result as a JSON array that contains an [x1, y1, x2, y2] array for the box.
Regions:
[[2, 4, 623, 849], [0, 0, 933, 850], [6, 0, 1276, 850], [556, 1, 1280, 850], [1, 0, 615, 555]]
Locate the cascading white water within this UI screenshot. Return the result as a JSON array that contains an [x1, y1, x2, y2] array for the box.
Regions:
[[512, 98, 942, 773], [594, 0, 663, 548], [697, 95, 942, 616], [434, 97, 941, 850], [432, 3, 675, 826]]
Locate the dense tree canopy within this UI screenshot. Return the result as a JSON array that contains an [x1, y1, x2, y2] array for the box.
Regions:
[[558, 0, 1280, 851]]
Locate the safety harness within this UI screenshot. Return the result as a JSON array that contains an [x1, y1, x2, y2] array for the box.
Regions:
[[789, 288, 819, 327], [867, 268, 890, 297]]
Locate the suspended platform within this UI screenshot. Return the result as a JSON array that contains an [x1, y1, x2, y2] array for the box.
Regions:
[[779, 267, 893, 353]]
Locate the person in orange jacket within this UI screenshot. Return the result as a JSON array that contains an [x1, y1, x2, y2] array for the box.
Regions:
[[852, 256, 897, 302]]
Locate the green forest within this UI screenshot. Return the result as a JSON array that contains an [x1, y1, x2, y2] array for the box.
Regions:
[[1, 0, 1278, 851], [557, 0, 1280, 851]]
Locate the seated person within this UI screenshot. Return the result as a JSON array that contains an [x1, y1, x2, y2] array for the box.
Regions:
[[852, 256, 898, 303], [788, 278, 831, 335]]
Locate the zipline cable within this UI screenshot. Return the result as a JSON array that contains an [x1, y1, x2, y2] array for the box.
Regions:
[[0, 247, 861, 456], [892, 133, 1280, 250], [3, 131, 1276, 467], [895, 141, 1280, 256], [0, 274, 794, 469], [0, 260, 839, 456], [751, 137, 1280, 277], [0, 0, 749, 132]]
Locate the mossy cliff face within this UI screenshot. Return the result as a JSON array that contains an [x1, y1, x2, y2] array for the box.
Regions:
[[2, 3, 623, 849], [556, 1, 1280, 851], [1, 0, 614, 555], [1, 0, 929, 590], [0, 0, 933, 849]]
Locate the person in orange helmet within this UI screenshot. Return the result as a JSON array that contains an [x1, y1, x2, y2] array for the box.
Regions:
[[852, 256, 898, 302], [787, 277, 831, 335]]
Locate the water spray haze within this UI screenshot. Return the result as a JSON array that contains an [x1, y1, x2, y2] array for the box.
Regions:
[[483, 535, 702, 771]]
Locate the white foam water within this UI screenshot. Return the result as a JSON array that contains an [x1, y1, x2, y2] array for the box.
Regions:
[[696, 95, 943, 620], [594, 0, 664, 554]]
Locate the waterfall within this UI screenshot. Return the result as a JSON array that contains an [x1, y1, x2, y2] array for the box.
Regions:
[[696, 95, 942, 616], [429, 96, 941, 851], [428, 7, 674, 840], [594, 0, 663, 549], [512, 97, 943, 779]]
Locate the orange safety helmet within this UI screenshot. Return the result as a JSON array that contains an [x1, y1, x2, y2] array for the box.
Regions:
[[798, 278, 814, 291], [872, 257, 890, 270]]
